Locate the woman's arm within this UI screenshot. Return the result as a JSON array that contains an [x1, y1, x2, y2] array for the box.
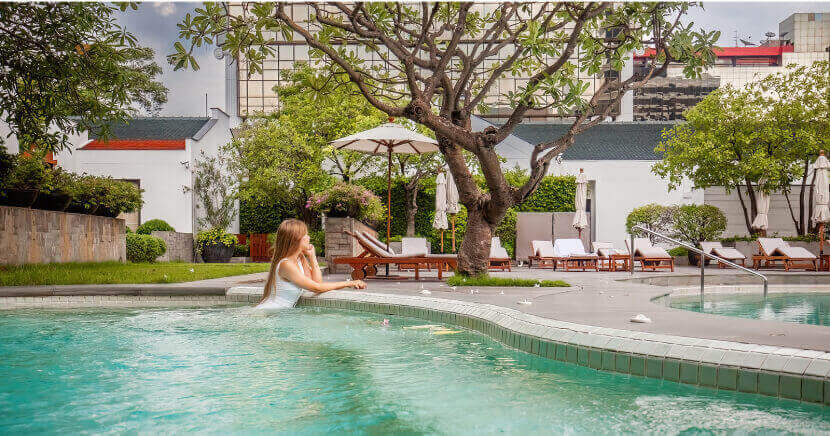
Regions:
[[279, 261, 365, 293], [304, 248, 323, 283]]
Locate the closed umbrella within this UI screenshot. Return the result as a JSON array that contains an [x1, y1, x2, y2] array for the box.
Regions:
[[572, 168, 589, 239], [751, 180, 770, 236], [434, 172, 449, 252], [811, 150, 830, 267], [445, 171, 460, 251]]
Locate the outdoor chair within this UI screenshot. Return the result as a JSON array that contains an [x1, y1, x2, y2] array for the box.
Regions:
[[593, 242, 629, 271], [752, 237, 817, 271], [529, 240, 558, 269], [699, 241, 746, 268], [400, 237, 432, 271], [489, 237, 511, 271], [334, 230, 457, 280], [553, 239, 598, 271], [625, 238, 674, 272]]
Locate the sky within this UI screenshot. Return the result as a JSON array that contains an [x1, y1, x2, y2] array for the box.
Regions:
[[117, 1, 829, 117]]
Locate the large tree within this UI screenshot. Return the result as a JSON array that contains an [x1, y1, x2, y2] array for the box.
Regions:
[[654, 61, 830, 235], [0, 3, 168, 152], [173, 2, 716, 275]]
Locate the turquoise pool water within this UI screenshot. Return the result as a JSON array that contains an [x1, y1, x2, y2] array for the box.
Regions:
[[670, 292, 830, 326], [0, 307, 827, 434]]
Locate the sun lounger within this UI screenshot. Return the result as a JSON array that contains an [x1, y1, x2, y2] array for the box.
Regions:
[[529, 240, 558, 268], [553, 239, 598, 271], [399, 237, 432, 270], [334, 230, 457, 280], [593, 242, 629, 271], [752, 237, 816, 271], [699, 241, 746, 268], [626, 237, 674, 272], [489, 237, 511, 271]]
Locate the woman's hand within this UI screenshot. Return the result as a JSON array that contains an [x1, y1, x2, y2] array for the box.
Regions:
[[302, 242, 317, 260], [348, 280, 367, 290]]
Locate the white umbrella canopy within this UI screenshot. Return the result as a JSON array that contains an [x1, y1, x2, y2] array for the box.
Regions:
[[330, 123, 439, 154], [751, 182, 770, 232], [572, 169, 589, 236], [433, 172, 449, 230], [445, 171, 459, 214], [330, 122, 439, 254], [811, 152, 830, 225]]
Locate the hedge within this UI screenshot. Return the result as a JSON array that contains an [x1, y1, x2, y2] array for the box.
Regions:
[[126, 234, 167, 263], [136, 219, 175, 235], [239, 198, 295, 234]]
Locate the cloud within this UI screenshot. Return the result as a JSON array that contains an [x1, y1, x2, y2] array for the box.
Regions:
[[152, 2, 177, 18]]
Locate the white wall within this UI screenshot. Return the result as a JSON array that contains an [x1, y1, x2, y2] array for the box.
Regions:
[[190, 108, 238, 234], [549, 160, 703, 247]]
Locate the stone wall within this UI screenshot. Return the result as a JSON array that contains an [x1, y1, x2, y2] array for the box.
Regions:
[[152, 231, 194, 262], [324, 217, 377, 274], [0, 205, 125, 265]]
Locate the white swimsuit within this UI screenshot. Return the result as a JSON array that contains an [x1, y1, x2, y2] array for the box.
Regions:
[[255, 258, 305, 310]]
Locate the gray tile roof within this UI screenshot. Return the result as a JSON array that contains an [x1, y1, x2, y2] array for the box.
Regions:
[[506, 121, 677, 161], [89, 117, 212, 140]]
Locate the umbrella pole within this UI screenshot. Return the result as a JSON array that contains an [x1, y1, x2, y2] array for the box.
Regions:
[[451, 216, 456, 252], [441, 230, 444, 253], [386, 147, 392, 276], [821, 223, 826, 271]]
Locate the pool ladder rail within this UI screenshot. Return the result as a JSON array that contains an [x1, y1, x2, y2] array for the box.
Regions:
[[630, 225, 768, 300]]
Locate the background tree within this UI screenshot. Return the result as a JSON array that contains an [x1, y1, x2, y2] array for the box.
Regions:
[[173, 2, 716, 275], [654, 61, 829, 235], [0, 3, 167, 152], [187, 150, 239, 231]]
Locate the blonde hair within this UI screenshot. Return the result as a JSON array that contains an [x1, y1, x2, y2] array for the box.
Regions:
[[259, 219, 310, 303]]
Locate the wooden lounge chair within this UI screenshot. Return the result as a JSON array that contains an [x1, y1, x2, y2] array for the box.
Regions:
[[699, 241, 746, 268], [489, 237, 511, 271], [399, 237, 432, 271], [593, 242, 629, 271], [529, 240, 558, 268], [626, 238, 674, 272], [335, 230, 457, 280], [752, 237, 817, 271], [553, 239, 598, 271]]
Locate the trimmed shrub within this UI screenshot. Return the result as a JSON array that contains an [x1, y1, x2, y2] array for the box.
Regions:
[[667, 246, 689, 257], [626, 203, 676, 243], [233, 243, 250, 257], [672, 204, 727, 246], [239, 198, 295, 234], [137, 219, 175, 235], [126, 233, 167, 263]]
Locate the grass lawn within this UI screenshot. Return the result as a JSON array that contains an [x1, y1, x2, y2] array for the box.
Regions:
[[0, 262, 271, 286], [446, 276, 569, 287]]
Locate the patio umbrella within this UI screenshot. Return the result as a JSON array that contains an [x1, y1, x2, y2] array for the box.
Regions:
[[445, 170, 460, 251], [434, 171, 449, 252], [572, 168, 589, 239], [330, 121, 439, 250], [751, 181, 770, 236], [812, 150, 830, 265]]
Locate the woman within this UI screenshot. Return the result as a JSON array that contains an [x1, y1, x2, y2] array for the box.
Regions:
[[257, 219, 366, 310]]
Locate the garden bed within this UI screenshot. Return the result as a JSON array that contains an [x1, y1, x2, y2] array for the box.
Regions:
[[0, 262, 269, 286]]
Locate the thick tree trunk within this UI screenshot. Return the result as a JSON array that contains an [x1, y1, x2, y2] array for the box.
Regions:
[[736, 185, 754, 235], [458, 205, 495, 276], [404, 183, 418, 237]]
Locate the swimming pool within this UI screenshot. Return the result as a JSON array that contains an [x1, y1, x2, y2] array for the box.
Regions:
[[670, 292, 830, 326], [0, 307, 826, 433]]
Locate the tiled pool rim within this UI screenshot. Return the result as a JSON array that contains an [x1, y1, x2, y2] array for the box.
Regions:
[[1, 290, 828, 406]]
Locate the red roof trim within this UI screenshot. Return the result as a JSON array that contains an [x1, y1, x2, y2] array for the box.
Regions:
[[635, 45, 793, 60], [81, 139, 186, 150]]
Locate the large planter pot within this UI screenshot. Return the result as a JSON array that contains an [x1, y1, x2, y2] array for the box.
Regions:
[[0, 189, 39, 208], [32, 193, 72, 211], [65, 201, 98, 215], [201, 243, 234, 263]]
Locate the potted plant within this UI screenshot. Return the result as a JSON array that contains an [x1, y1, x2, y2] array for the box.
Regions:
[[307, 183, 385, 224], [197, 228, 237, 263], [672, 204, 727, 266], [0, 156, 46, 208], [32, 168, 77, 211]]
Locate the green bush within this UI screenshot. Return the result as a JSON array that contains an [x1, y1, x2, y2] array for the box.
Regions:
[[667, 246, 689, 257], [307, 183, 385, 223], [239, 198, 296, 234], [5, 155, 47, 190], [672, 204, 727, 246], [626, 203, 676, 242], [720, 233, 821, 243], [137, 219, 175, 235], [126, 233, 167, 263], [233, 243, 250, 257], [309, 228, 325, 257], [0, 146, 14, 183], [196, 228, 237, 254]]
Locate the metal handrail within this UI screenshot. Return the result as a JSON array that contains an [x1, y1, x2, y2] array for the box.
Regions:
[[630, 225, 768, 299]]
